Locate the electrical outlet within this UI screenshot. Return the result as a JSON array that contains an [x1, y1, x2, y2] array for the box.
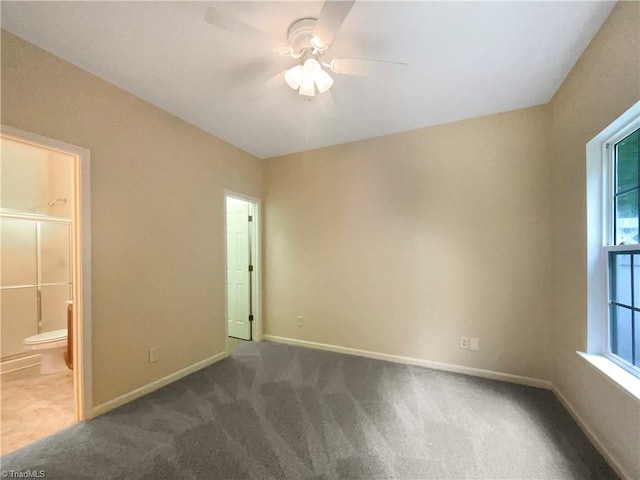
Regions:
[[297, 315, 303, 327], [459, 336, 469, 349], [149, 347, 159, 363], [470, 337, 480, 351]]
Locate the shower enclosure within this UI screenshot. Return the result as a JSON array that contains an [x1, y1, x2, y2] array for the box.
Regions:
[[1, 215, 73, 360], [1, 135, 75, 366]]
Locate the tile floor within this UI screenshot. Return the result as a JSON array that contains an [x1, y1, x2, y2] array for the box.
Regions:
[[1, 364, 75, 456]]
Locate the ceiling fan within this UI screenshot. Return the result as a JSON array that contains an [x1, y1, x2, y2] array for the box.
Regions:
[[203, 1, 407, 98]]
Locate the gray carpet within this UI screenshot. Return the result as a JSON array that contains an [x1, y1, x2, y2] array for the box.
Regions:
[[1, 341, 618, 479]]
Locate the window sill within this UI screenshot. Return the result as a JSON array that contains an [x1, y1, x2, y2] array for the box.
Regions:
[[577, 352, 640, 401]]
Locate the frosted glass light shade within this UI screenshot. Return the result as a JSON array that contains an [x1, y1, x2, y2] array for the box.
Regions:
[[299, 76, 316, 96], [303, 58, 320, 74], [285, 58, 333, 96], [314, 68, 334, 93], [284, 65, 304, 89]]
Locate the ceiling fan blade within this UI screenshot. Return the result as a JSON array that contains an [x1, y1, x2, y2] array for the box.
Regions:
[[329, 57, 408, 77], [240, 71, 286, 102], [260, 72, 286, 92], [204, 7, 291, 55], [312, 0, 356, 49]]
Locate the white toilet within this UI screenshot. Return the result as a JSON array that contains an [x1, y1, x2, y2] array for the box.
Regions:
[[23, 329, 68, 374]]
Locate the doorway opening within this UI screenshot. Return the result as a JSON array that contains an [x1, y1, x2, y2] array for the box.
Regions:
[[225, 193, 260, 344], [0, 125, 91, 455]]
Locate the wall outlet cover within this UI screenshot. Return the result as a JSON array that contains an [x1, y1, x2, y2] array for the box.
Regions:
[[459, 336, 469, 349], [149, 347, 159, 363]]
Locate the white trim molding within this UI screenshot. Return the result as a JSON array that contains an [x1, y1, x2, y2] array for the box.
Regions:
[[223, 189, 263, 344], [263, 335, 552, 390], [553, 384, 634, 480], [586, 101, 640, 360], [578, 351, 640, 400], [91, 351, 228, 418], [0, 355, 41, 374], [0, 124, 92, 421]]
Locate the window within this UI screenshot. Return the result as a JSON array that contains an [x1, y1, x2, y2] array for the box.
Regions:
[[605, 125, 640, 375]]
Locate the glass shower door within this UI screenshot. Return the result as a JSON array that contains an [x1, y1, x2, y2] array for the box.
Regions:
[[0, 218, 72, 359], [0, 218, 39, 358], [40, 222, 72, 332]]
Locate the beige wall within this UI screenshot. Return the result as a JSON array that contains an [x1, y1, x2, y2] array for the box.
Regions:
[[1, 30, 263, 406], [549, 2, 640, 478], [1, 138, 75, 218], [47, 148, 75, 219], [1, 138, 50, 214], [265, 105, 553, 380]]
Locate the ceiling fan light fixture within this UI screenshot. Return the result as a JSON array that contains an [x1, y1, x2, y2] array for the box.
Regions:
[[284, 65, 304, 89], [285, 57, 334, 96], [299, 76, 316, 96], [303, 58, 321, 74], [205, 3, 406, 102], [314, 68, 334, 93]]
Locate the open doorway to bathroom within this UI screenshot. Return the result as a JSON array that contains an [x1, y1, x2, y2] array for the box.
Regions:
[[0, 126, 91, 456], [225, 192, 261, 347]]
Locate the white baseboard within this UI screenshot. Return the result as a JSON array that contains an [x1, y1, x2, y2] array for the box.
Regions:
[[91, 351, 228, 418], [262, 335, 552, 390], [1, 354, 41, 374], [552, 385, 633, 480]]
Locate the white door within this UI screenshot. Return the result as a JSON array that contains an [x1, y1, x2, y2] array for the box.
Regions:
[[226, 197, 251, 340]]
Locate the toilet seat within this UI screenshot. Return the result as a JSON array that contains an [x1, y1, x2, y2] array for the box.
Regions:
[[23, 329, 67, 348]]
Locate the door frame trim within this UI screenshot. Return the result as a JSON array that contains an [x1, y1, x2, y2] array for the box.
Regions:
[[1, 124, 93, 421], [223, 190, 262, 345]]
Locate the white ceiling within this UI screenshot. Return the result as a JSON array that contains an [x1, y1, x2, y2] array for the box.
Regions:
[[2, 1, 616, 159]]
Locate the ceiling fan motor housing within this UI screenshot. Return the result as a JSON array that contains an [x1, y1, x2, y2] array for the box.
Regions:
[[287, 18, 320, 56]]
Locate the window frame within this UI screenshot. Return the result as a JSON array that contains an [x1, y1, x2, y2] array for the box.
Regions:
[[603, 118, 640, 377]]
